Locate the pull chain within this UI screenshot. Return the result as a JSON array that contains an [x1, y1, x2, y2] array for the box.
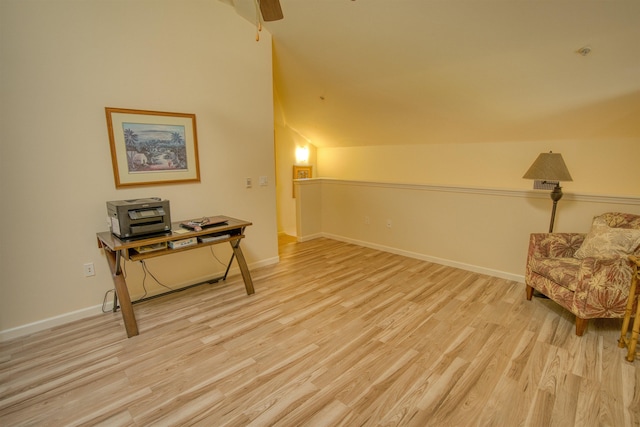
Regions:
[[254, 0, 262, 41]]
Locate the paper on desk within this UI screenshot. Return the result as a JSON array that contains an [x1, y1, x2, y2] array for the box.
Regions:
[[172, 228, 190, 235]]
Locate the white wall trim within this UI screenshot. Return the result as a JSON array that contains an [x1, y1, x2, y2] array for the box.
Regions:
[[0, 305, 106, 342], [249, 256, 281, 270], [319, 232, 525, 284], [297, 233, 324, 242], [0, 257, 280, 342], [298, 178, 640, 205]]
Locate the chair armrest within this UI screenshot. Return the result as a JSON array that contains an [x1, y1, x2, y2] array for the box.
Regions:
[[572, 257, 635, 316], [528, 233, 586, 259]]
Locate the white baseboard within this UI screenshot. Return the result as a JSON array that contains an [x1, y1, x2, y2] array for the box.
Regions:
[[0, 257, 281, 342], [320, 233, 525, 283], [250, 256, 280, 269], [297, 233, 323, 242], [0, 304, 106, 342]]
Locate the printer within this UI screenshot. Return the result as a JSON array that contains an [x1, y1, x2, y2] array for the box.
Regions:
[[107, 198, 171, 239]]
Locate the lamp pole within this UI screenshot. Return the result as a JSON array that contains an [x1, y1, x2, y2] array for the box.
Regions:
[[548, 184, 563, 233]]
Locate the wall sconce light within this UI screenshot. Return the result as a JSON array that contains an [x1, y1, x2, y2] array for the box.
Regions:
[[295, 146, 309, 164], [523, 151, 573, 232]]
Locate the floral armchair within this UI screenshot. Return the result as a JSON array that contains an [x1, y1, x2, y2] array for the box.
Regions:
[[525, 212, 640, 336]]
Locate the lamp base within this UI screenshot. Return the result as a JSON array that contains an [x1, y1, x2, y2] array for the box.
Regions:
[[548, 185, 563, 233]]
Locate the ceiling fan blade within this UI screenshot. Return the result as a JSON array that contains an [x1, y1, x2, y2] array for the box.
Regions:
[[259, 0, 283, 21]]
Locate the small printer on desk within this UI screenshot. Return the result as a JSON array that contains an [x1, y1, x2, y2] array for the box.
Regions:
[[107, 198, 171, 239]]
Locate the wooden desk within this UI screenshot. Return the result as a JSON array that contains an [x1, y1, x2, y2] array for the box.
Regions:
[[97, 216, 254, 338]]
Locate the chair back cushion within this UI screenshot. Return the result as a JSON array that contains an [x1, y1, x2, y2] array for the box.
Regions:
[[599, 212, 640, 230], [574, 212, 640, 259]]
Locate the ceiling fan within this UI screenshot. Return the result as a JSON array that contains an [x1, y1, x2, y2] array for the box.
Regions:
[[258, 0, 283, 21], [220, 0, 283, 39]]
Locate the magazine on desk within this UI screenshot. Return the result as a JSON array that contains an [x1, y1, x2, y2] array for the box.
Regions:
[[180, 216, 228, 231]]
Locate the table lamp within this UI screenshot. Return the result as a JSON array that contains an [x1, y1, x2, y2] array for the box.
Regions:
[[523, 151, 573, 232]]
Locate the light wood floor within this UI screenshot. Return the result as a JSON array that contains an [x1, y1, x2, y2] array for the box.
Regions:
[[1, 237, 639, 426]]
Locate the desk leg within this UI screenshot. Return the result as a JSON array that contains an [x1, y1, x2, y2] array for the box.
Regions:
[[104, 248, 139, 338], [230, 239, 255, 295]]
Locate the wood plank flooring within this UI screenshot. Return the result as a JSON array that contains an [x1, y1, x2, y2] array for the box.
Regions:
[[1, 237, 639, 426]]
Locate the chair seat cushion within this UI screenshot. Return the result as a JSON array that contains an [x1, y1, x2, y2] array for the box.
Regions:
[[530, 257, 582, 292]]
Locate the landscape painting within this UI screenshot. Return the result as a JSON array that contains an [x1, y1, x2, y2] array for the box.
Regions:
[[123, 122, 188, 173], [106, 108, 200, 188]]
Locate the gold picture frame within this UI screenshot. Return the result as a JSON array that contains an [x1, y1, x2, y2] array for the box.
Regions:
[[292, 165, 312, 197], [105, 107, 200, 188]]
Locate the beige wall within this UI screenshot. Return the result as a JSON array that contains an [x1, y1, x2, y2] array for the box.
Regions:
[[3, 0, 637, 338], [0, 0, 279, 337], [296, 119, 639, 279], [275, 123, 304, 236], [317, 139, 640, 196], [274, 89, 317, 236]]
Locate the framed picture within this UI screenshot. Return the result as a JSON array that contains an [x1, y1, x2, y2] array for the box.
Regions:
[[105, 107, 200, 188], [292, 165, 312, 197]]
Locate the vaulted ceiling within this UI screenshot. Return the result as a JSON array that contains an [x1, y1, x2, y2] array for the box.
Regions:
[[223, 1, 640, 147]]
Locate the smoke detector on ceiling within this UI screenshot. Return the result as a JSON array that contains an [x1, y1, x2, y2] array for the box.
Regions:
[[576, 46, 592, 56]]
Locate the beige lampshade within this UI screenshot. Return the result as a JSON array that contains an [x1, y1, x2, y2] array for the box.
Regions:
[[523, 152, 573, 182]]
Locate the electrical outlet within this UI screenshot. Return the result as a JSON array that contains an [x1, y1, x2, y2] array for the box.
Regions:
[[259, 176, 268, 186], [245, 177, 252, 188], [83, 262, 95, 277]]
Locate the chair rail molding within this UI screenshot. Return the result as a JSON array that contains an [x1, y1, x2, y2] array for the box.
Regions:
[[296, 178, 640, 205], [295, 178, 640, 285]]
